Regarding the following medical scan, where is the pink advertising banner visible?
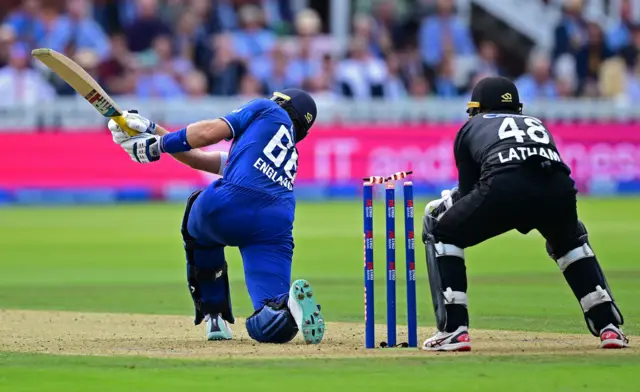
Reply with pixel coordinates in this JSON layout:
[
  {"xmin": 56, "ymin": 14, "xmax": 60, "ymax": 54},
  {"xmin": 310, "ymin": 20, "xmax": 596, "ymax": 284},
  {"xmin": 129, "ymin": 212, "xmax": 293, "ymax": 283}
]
[{"xmin": 0, "ymin": 124, "xmax": 639, "ymax": 189}]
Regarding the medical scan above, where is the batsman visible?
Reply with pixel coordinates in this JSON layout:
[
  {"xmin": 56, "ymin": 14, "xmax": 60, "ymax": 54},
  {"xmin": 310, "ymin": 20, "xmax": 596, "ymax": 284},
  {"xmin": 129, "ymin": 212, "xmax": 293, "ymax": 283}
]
[
  {"xmin": 421, "ymin": 77, "xmax": 628, "ymax": 351},
  {"xmin": 108, "ymin": 89, "xmax": 325, "ymax": 345}
]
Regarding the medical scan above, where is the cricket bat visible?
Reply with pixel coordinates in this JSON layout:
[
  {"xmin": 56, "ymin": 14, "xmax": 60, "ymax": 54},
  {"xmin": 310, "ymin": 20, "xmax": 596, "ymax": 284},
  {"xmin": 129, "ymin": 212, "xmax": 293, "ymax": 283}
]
[{"xmin": 31, "ymin": 48, "xmax": 138, "ymax": 136}]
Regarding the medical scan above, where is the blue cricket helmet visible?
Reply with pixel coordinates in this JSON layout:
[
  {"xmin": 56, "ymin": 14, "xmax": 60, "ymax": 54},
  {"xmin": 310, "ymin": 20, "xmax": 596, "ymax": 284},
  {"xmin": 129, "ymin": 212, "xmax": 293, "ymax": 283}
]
[{"xmin": 270, "ymin": 88, "xmax": 317, "ymax": 142}]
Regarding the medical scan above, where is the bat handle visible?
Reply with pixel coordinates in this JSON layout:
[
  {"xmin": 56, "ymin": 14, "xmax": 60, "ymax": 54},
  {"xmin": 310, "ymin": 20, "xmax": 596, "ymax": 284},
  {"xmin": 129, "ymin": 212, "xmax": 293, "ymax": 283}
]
[{"xmin": 113, "ymin": 115, "xmax": 139, "ymax": 137}]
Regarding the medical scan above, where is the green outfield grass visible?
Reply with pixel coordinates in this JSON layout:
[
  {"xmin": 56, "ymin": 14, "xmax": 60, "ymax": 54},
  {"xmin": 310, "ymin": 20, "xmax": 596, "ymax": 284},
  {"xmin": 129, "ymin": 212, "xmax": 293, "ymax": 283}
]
[
  {"xmin": 0, "ymin": 198, "xmax": 639, "ymax": 390},
  {"xmin": 2, "ymin": 353, "xmax": 639, "ymax": 392}
]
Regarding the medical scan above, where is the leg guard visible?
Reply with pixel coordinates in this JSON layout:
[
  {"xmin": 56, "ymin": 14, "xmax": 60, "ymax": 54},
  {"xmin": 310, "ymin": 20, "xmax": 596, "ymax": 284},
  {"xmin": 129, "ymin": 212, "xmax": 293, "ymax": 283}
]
[
  {"xmin": 245, "ymin": 296, "xmax": 299, "ymax": 344},
  {"xmin": 546, "ymin": 220, "xmax": 623, "ymax": 336},
  {"xmin": 422, "ymin": 215, "xmax": 469, "ymax": 332},
  {"xmin": 182, "ymin": 190, "xmax": 234, "ymax": 326}
]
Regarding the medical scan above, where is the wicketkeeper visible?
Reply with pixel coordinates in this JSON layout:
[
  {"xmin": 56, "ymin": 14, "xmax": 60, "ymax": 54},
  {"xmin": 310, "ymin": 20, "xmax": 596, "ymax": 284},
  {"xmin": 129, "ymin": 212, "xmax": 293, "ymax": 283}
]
[
  {"xmin": 108, "ymin": 89, "xmax": 325, "ymax": 345},
  {"xmin": 421, "ymin": 77, "xmax": 628, "ymax": 351}
]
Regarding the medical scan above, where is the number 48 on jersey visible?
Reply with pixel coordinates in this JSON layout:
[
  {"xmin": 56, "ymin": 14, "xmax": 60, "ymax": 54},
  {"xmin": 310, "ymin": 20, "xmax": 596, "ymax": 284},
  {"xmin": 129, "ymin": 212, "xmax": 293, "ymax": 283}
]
[{"xmin": 496, "ymin": 116, "xmax": 563, "ymax": 164}]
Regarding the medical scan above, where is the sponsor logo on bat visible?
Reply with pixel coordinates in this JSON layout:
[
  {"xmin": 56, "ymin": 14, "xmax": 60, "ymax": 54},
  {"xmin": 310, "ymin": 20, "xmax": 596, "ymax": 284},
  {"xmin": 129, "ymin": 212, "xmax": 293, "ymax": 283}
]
[{"xmin": 85, "ymin": 89, "xmax": 117, "ymax": 117}]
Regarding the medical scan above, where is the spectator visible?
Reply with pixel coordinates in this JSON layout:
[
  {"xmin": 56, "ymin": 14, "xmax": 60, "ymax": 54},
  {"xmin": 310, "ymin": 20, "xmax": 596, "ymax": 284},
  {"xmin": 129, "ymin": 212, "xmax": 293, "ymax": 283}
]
[
  {"xmin": 335, "ymin": 37, "xmax": 388, "ymax": 99},
  {"xmin": 552, "ymin": 0, "xmax": 588, "ymax": 60},
  {"xmin": 294, "ymin": 8, "xmax": 322, "ymax": 37},
  {"xmin": 606, "ymin": 0, "xmax": 637, "ymax": 53},
  {"xmin": 626, "ymin": 59, "xmax": 640, "ymax": 101},
  {"xmin": 372, "ymin": 0, "xmax": 407, "ymax": 51},
  {"xmin": 74, "ymin": 49, "xmax": 101, "ymax": 79},
  {"xmin": 292, "ymin": 8, "xmax": 324, "ymax": 61},
  {"xmin": 133, "ymin": 51, "xmax": 184, "ymax": 99},
  {"xmin": 44, "ymin": 0, "xmax": 111, "ymax": 60},
  {"xmin": 408, "ymin": 75, "xmax": 431, "ymax": 97},
  {"xmin": 262, "ymin": 0, "xmax": 295, "ymax": 34},
  {"xmin": 598, "ymin": 57, "xmax": 627, "ymax": 99},
  {"xmin": 174, "ymin": 10, "xmax": 206, "ymax": 66},
  {"xmin": 0, "ymin": 42, "xmax": 55, "ymax": 106},
  {"xmin": 418, "ymin": 0, "xmax": 475, "ymax": 70},
  {"xmin": 631, "ymin": 24, "xmax": 640, "ymax": 59},
  {"xmin": 476, "ymin": 40, "xmax": 502, "ymax": 76},
  {"xmin": 3, "ymin": 0, "xmax": 46, "ymax": 50},
  {"xmin": 152, "ymin": 34, "xmax": 193, "ymax": 84},
  {"xmin": 114, "ymin": 0, "xmax": 139, "ymax": 27},
  {"xmin": 620, "ymin": 24, "xmax": 640, "ymax": 62},
  {"xmin": 384, "ymin": 53, "xmax": 407, "ymax": 99},
  {"xmin": 188, "ymin": 0, "xmax": 222, "ymax": 35},
  {"xmin": 252, "ymin": 43, "xmax": 296, "ymax": 92},
  {"xmin": 516, "ymin": 52, "xmax": 558, "ymax": 101},
  {"xmin": 555, "ymin": 77, "xmax": 575, "ymax": 97},
  {"xmin": 434, "ymin": 53, "xmax": 459, "ymax": 97},
  {"xmin": 353, "ymin": 13, "xmax": 390, "ymax": 58},
  {"xmin": 183, "ymin": 70, "xmax": 209, "ymax": 99},
  {"xmin": 209, "ymin": 34, "xmax": 246, "ymax": 96},
  {"xmin": 232, "ymin": 5, "xmax": 276, "ymax": 60},
  {"xmin": 575, "ymin": 21, "xmax": 613, "ymax": 95},
  {"xmin": 306, "ymin": 53, "xmax": 336, "ymax": 96},
  {"xmin": 99, "ymin": 33, "xmax": 135, "ymax": 95},
  {"xmin": 397, "ymin": 44, "xmax": 425, "ymax": 92},
  {"xmin": 238, "ymin": 74, "xmax": 265, "ymax": 99},
  {"xmin": 289, "ymin": 36, "xmax": 322, "ymax": 88},
  {"xmin": 554, "ymin": 53, "xmax": 578, "ymax": 97},
  {"xmin": 124, "ymin": 0, "xmax": 172, "ymax": 53},
  {"xmin": 216, "ymin": 0, "xmax": 241, "ymax": 31},
  {"xmin": 620, "ymin": 28, "xmax": 640, "ymax": 100},
  {"xmin": 0, "ymin": 25, "xmax": 17, "ymax": 68}
]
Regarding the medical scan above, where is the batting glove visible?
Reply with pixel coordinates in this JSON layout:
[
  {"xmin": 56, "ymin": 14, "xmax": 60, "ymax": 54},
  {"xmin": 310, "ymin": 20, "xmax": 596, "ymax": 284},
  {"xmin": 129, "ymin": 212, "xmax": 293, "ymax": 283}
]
[
  {"xmin": 108, "ymin": 110, "xmax": 156, "ymax": 145},
  {"xmin": 121, "ymin": 134, "xmax": 161, "ymax": 164}
]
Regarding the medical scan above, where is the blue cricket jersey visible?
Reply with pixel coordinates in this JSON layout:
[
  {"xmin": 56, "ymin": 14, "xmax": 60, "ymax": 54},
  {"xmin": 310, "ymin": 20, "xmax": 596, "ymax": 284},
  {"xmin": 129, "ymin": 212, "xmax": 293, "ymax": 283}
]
[{"xmin": 219, "ymin": 99, "xmax": 298, "ymax": 199}]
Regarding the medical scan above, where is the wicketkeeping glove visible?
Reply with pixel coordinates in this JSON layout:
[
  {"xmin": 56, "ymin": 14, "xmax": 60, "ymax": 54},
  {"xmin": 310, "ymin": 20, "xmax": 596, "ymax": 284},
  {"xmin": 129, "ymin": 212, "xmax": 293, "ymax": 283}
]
[{"xmin": 121, "ymin": 134, "xmax": 162, "ymax": 163}]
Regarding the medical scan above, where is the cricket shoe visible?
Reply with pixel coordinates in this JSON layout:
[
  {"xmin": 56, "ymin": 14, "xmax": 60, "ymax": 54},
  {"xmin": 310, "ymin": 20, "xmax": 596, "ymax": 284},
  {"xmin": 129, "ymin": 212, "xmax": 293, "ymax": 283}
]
[
  {"xmin": 600, "ymin": 324, "xmax": 629, "ymax": 349},
  {"xmin": 422, "ymin": 326, "xmax": 471, "ymax": 352},
  {"xmin": 288, "ymin": 279, "xmax": 325, "ymax": 344},
  {"xmin": 205, "ymin": 314, "xmax": 233, "ymax": 341}
]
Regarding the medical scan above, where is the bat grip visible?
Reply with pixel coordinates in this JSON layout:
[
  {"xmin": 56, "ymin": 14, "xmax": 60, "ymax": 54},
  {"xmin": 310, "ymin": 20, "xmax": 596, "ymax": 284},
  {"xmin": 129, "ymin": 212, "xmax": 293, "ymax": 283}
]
[{"xmin": 113, "ymin": 115, "xmax": 139, "ymax": 137}]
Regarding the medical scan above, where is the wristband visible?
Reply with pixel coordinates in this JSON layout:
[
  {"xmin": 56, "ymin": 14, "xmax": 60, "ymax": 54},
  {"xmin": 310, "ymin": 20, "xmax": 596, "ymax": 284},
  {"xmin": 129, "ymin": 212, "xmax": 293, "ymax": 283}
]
[
  {"xmin": 160, "ymin": 128, "xmax": 192, "ymax": 154},
  {"xmin": 218, "ymin": 152, "xmax": 228, "ymax": 176}
]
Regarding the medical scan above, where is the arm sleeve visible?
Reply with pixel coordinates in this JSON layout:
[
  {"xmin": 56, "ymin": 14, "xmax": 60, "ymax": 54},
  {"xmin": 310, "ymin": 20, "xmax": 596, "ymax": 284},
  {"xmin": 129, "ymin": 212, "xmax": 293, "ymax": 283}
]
[
  {"xmin": 453, "ymin": 124, "xmax": 480, "ymax": 196},
  {"xmin": 220, "ymin": 99, "xmax": 268, "ymax": 140}
]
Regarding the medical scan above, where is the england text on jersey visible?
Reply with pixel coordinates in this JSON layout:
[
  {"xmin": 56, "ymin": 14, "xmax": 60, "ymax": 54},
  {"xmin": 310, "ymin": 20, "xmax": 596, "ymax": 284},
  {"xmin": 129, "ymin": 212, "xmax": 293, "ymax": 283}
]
[
  {"xmin": 253, "ymin": 157, "xmax": 294, "ymax": 190},
  {"xmin": 497, "ymin": 146, "xmax": 562, "ymax": 164}
]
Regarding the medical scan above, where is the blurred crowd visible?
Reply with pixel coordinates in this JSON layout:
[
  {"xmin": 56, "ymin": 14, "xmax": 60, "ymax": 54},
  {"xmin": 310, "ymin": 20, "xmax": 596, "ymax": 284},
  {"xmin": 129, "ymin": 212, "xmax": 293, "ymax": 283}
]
[
  {"xmin": 0, "ymin": 0, "xmax": 639, "ymax": 106},
  {"xmin": 524, "ymin": 0, "xmax": 640, "ymax": 101}
]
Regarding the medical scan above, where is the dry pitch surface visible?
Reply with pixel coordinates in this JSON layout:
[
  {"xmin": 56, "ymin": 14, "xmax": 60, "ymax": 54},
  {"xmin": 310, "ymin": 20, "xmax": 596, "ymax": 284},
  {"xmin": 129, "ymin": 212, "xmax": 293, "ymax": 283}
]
[{"xmin": 1, "ymin": 309, "xmax": 636, "ymax": 359}]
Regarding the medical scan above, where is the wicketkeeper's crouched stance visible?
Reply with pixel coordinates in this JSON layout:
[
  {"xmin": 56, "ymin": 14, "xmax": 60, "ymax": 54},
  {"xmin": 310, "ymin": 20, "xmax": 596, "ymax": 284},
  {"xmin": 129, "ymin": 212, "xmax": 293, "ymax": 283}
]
[
  {"xmin": 108, "ymin": 89, "xmax": 325, "ymax": 344},
  {"xmin": 421, "ymin": 77, "xmax": 628, "ymax": 351}
]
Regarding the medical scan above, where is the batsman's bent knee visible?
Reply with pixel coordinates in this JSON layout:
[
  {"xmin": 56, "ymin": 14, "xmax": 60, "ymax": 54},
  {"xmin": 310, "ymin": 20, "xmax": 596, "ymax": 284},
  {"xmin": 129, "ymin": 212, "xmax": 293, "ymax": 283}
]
[{"xmin": 245, "ymin": 298, "xmax": 299, "ymax": 344}]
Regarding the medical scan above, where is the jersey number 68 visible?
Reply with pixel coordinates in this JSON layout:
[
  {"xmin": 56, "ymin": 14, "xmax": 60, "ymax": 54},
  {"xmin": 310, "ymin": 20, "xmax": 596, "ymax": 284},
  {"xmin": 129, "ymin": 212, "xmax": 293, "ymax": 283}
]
[{"xmin": 263, "ymin": 125, "xmax": 299, "ymax": 182}]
